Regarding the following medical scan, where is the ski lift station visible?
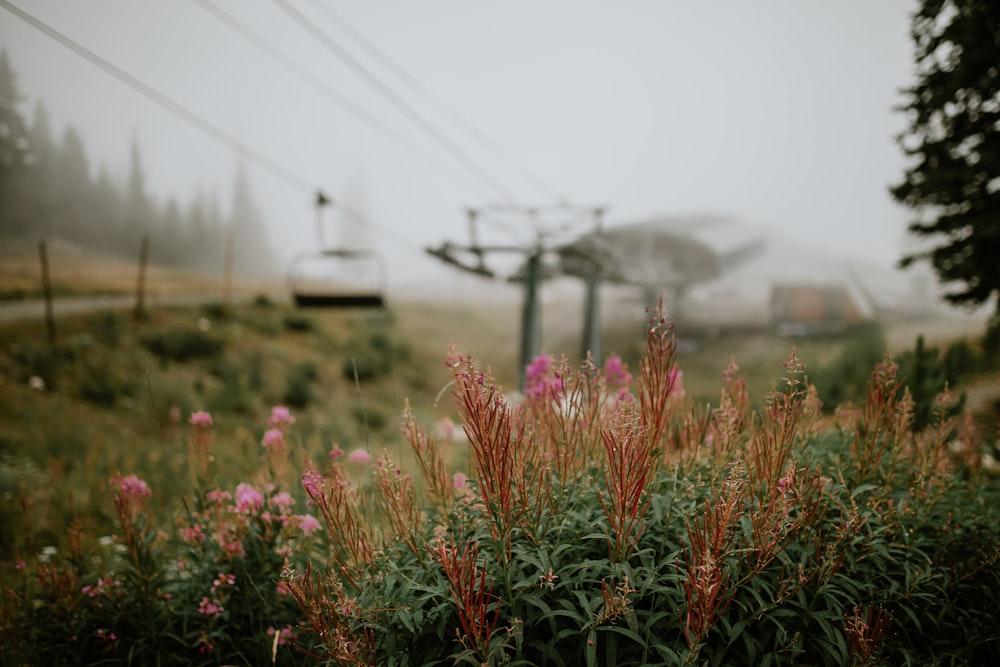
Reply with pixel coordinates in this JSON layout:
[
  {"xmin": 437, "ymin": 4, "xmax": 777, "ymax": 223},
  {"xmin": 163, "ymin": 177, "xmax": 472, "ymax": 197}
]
[{"xmin": 556, "ymin": 215, "xmax": 900, "ymax": 335}]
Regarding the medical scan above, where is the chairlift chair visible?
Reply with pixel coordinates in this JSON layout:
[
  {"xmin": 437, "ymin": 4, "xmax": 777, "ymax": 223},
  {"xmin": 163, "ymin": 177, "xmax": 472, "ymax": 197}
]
[{"xmin": 288, "ymin": 192, "xmax": 387, "ymax": 309}]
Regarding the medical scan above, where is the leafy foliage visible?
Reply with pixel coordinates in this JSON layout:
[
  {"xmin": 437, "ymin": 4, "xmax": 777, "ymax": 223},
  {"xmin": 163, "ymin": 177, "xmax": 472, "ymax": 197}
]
[{"xmin": 285, "ymin": 306, "xmax": 1000, "ymax": 666}]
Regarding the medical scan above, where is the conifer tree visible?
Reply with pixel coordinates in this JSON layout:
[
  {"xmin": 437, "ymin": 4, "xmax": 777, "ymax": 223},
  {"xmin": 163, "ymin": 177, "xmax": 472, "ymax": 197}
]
[
  {"xmin": 892, "ymin": 0, "xmax": 1000, "ymax": 316},
  {"xmin": 0, "ymin": 49, "xmax": 32, "ymax": 237}
]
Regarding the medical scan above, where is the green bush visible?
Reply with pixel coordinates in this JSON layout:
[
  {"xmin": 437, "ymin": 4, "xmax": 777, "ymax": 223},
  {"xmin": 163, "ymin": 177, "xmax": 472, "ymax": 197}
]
[
  {"xmin": 140, "ymin": 327, "xmax": 224, "ymax": 363},
  {"xmin": 86, "ymin": 311, "xmax": 125, "ymax": 348},
  {"xmin": 340, "ymin": 327, "xmax": 410, "ymax": 383},
  {"xmin": 76, "ymin": 353, "xmax": 137, "ymax": 407},
  {"xmin": 282, "ymin": 314, "xmax": 1000, "ymax": 666},
  {"xmin": 810, "ymin": 321, "xmax": 886, "ymax": 410},
  {"xmin": 283, "ymin": 361, "xmax": 317, "ymax": 409},
  {"xmin": 282, "ymin": 314, "xmax": 314, "ymax": 333}
]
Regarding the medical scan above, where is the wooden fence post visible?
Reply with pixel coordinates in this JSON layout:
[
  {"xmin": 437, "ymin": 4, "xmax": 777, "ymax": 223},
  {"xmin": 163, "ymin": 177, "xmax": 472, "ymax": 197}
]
[
  {"xmin": 133, "ymin": 236, "xmax": 149, "ymax": 321},
  {"xmin": 38, "ymin": 240, "xmax": 56, "ymax": 344}
]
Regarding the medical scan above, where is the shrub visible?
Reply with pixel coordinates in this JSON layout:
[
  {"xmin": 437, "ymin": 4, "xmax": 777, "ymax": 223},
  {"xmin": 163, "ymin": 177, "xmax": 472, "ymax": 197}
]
[
  {"xmin": 282, "ymin": 314, "xmax": 314, "ymax": 333},
  {"xmin": 2, "ymin": 408, "xmax": 321, "ymax": 666},
  {"xmin": 283, "ymin": 361, "xmax": 317, "ymax": 409},
  {"xmin": 76, "ymin": 352, "xmax": 137, "ymax": 407},
  {"xmin": 340, "ymin": 328, "xmax": 410, "ymax": 383},
  {"xmin": 282, "ymin": 306, "xmax": 999, "ymax": 666},
  {"xmin": 86, "ymin": 311, "xmax": 125, "ymax": 348},
  {"xmin": 140, "ymin": 327, "xmax": 223, "ymax": 363},
  {"xmin": 810, "ymin": 321, "xmax": 887, "ymax": 411}
]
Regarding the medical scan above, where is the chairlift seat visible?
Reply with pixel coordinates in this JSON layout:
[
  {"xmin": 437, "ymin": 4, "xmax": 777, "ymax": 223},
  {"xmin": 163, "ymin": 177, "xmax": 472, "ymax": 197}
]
[{"xmin": 289, "ymin": 249, "xmax": 386, "ymax": 309}]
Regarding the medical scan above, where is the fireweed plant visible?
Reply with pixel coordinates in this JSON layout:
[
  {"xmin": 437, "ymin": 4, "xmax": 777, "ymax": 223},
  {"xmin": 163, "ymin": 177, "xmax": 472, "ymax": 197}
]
[
  {"xmin": 283, "ymin": 303, "xmax": 999, "ymax": 666},
  {"xmin": 2, "ymin": 406, "xmax": 324, "ymax": 666},
  {"xmin": 3, "ymin": 302, "xmax": 999, "ymax": 666}
]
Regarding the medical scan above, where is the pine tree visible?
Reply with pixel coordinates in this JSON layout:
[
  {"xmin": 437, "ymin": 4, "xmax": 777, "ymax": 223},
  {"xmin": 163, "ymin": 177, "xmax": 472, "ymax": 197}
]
[
  {"xmin": 892, "ymin": 1, "xmax": 1000, "ymax": 316},
  {"xmin": 0, "ymin": 49, "xmax": 33, "ymax": 237},
  {"xmin": 228, "ymin": 163, "xmax": 274, "ymax": 275}
]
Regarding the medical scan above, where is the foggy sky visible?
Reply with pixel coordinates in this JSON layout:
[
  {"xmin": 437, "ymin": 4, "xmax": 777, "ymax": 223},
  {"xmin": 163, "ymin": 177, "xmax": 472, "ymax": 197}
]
[{"xmin": 0, "ymin": 0, "xmax": 917, "ymax": 289}]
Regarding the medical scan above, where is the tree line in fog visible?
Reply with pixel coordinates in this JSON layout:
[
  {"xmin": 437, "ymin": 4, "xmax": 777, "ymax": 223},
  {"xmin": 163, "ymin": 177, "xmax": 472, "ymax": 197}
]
[{"xmin": 0, "ymin": 49, "xmax": 275, "ymax": 275}]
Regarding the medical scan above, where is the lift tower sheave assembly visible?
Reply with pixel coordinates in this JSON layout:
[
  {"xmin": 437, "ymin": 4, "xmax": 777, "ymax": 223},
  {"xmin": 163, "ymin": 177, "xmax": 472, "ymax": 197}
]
[{"xmin": 426, "ymin": 204, "xmax": 607, "ymax": 391}]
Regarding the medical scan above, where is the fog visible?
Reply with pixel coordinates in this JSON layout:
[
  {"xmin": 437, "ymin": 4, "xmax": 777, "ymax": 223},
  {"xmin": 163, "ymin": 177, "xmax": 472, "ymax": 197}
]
[{"xmin": 1, "ymin": 0, "xmax": 917, "ymax": 298}]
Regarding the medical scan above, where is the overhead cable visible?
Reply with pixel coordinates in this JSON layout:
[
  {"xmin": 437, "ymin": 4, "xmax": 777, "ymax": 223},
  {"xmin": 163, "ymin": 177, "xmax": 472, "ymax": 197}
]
[
  {"xmin": 0, "ymin": 0, "xmax": 422, "ymax": 252},
  {"xmin": 307, "ymin": 0, "xmax": 566, "ymax": 203},
  {"xmin": 192, "ymin": 0, "xmax": 497, "ymax": 202},
  {"xmin": 0, "ymin": 0, "xmax": 313, "ymax": 197},
  {"xmin": 273, "ymin": 0, "xmax": 522, "ymax": 206}
]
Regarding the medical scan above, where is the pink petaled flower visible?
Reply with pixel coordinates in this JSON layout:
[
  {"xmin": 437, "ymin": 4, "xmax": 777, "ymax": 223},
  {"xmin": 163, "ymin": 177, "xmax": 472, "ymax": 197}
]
[
  {"xmin": 221, "ymin": 535, "xmax": 245, "ymax": 559},
  {"xmin": 295, "ymin": 513, "xmax": 321, "ymax": 537},
  {"xmin": 603, "ymin": 355, "xmax": 633, "ymax": 387},
  {"xmin": 232, "ymin": 483, "xmax": 264, "ymax": 514},
  {"xmin": 301, "ymin": 469, "xmax": 325, "ymax": 497},
  {"xmin": 15, "ymin": 560, "xmax": 25, "ymax": 571},
  {"xmin": 261, "ymin": 428, "xmax": 285, "ymax": 449},
  {"xmin": 329, "ymin": 445, "xmax": 344, "ymax": 459},
  {"xmin": 96, "ymin": 628, "xmax": 117, "ymax": 642},
  {"xmin": 180, "ymin": 525, "xmax": 206, "ymax": 544},
  {"xmin": 267, "ymin": 625, "xmax": 296, "ymax": 646},
  {"xmin": 453, "ymin": 472, "xmax": 468, "ymax": 490},
  {"xmin": 211, "ymin": 572, "xmax": 235, "ymax": 592},
  {"xmin": 269, "ymin": 491, "xmax": 295, "ymax": 512},
  {"xmin": 112, "ymin": 474, "xmax": 151, "ymax": 498},
  {"xmin": 267, "ymin": 406, "xmax": 296, "ymax": 427},
  {"xmin": 198, "ymin": 596, "xmax": 223, "ymax": 617},
  {"xmin": 347, "ymin": 448, "xmax": 372, "ymax": 464},
  {"xmin": 205, "ymin": 489, "xmax": 232, "ymax": 505},
  {"xmin": 189, "ymin": 411, "xmax": 213, "ymax": 428},
  {"xmin": 668, "ymin": 368, "xmax": 685, "ymax": 397},
  {"xmin": 524, "ymin": 354, "xmax": 565, "ymax": 400},
  {"xmin": 435, "ymin": 417, "xmax": 456, "ymax": 442}
]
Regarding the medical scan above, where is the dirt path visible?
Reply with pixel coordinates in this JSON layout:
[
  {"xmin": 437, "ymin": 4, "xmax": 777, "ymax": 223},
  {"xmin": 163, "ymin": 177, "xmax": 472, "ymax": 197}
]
[{"xmin": 0, "ymin": 292, "xmax": 233, "ymax": 324}]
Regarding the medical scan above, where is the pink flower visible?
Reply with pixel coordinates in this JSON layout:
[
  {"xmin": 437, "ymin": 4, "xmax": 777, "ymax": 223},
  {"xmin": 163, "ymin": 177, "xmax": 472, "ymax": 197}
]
[
  {"xmin": 347, "ymin": 448, "xmax": 372, "ymax": 464},
  {"xmin": 205, "ymin": 489, "xmax": 232, "ymax": 504},
  {"xmin": 198, "ymin": 596, "xmax": 223, "ymax": 617},
  {"xmin": 112, "ymin": 474, "xmax": 151, "ymax": 498},
  {"xmin": 524, "ymin": 354, "xmax": 565, "ymax": 400},
  {"xmin": 189, "ymin": 411, "xmax": 213, "ymax": 428},
  {"xmin": 266, "ymin": 625, "xmax": 296, "ymax": 646},
  {"xmin": 211, "ymin": 572, "xmax": 235, "ymax": 593},
  {"xmin": 267, "ymin": 406, "xmax": 296, "ymax": 427},
  {"xmin": 329, "ymin": 445, "xmax": 344, "ymax": 459},
  {"xmin": 221, "ymin": 535, "xmax": 245, "ymax": 558},
  {"xmin": 603, "ymin": 355, "xmax": 633, "ymax": 387},
  {"xmin": 668, "ymin": 368, "xmax": 685, "ymax": 397},
  {"xmin": 453, "ymin": 472, "xmax": 468, "ymax": 490},
  {"xmin": 435, "ymin": 417, "xmax": 456, "ymax": 441},
  {"xmin": 296, "ymin": 514, "xmax": 321, "ymax": 537},
  {"xmin": 232, "ymin": 483, "xmax": 263, "ymax": 514},
  {"xmin": 96, "ymin": 628, "xmax": 117, "ymax": 642},
  {"xmin": 261, "ymin": 428, "xmax": 285, "ymax": 449},
  {"xmin": 301, "ymin": 469, "xmax": 325, "ymax": 497},
  {"xmin": 15, "ymin": 560, "xmax": 25, "ymax": 571},
  {"xmin": 269, "ymin": 492, "xmax": 295, "ymax": 512},
  {"xmin": 181, "ymin": 525, "xmax": 206, "ymax": 544}
]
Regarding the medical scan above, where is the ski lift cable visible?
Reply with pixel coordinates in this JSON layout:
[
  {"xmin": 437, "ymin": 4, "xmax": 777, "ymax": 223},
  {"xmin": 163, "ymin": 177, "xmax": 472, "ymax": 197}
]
[
  {"xmin": 1, "ymin": 0, "xmax": 423, "ymax": 255},
  {"xmin": 191, "ymin": 0, "xmax": 499, "ymax": 203},
  {"xmin": 305, "ymin": 0, "xmax": 567, "ymax": 204},
  {"xmin": 0, "ymin": 0, "xmax": 314, "ymax": 197},
  {"xmin": 273, "ymin": 0, "xmax": 525, "ymax": 208}
]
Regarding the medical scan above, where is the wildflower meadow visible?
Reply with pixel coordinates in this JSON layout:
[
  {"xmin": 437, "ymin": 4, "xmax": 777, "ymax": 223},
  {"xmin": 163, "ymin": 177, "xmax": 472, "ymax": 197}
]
[{"xmin": 2, "ymin": 302, "xmax": 999, "ymax": 666}]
